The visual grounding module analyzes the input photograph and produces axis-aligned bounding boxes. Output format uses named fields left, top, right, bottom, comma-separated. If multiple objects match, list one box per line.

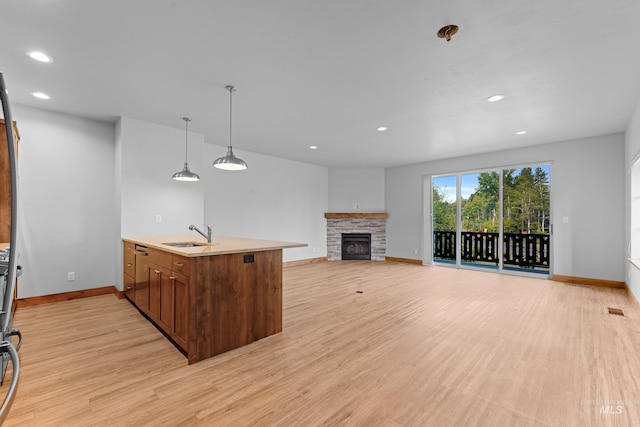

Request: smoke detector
left=437, top=24, right=459, bottom=42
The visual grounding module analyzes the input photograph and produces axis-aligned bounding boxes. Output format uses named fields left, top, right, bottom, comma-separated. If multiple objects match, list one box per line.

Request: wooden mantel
left=324, top=212, right=388, bottom=219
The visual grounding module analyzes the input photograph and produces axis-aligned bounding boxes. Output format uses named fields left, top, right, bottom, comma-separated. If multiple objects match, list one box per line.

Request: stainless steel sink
left=162, top=242, right=208, bottom=248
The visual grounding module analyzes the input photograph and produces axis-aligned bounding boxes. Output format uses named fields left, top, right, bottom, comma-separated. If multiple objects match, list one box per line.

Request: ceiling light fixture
left=309, top=145, right=318, bottom=150
left=487, top=94, right=505, bottom=102
left=515, top=130, right=528, bottom=135
left=172, top=117, right=200, bottom=181
left=31, top=92, right=50, bottom=100
left=437, top=24, right=459, bottom=42
left=213, top=85, right=248, bottom=171
left=27, top=51, right=52, bottom=63
left=377, top=126, right=388, bottom=132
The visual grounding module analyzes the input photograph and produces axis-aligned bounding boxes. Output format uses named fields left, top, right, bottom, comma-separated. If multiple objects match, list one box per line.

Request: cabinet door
left=124, top=273, right=135, bottom=301
left=122, top=247, right=136, bottom=277
left=159, top=267, right=174, bottom=331
left=135, top=268, right=149, bottom=314
left=172, top=271, right=189, bottom=349
left=148, top=263, right=161, bottom=322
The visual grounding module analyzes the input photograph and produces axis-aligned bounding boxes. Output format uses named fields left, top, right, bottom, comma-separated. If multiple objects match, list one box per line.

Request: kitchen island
left=122, top=235, right=306, bottom=364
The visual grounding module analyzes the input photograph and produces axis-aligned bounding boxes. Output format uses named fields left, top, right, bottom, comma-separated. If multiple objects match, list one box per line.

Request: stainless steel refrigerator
left=0, top=72, right=22, bottom=424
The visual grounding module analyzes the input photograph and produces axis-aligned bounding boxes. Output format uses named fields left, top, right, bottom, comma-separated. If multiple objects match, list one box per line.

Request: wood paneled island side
left=122, top=235, right=306, bottom=364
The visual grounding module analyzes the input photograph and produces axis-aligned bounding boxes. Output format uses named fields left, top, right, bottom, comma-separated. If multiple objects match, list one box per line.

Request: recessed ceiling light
left=309, top=145, right=318, bottom=150
left=27, top=51, right=52, bottom=63
left=377, top=126, right=388, bottom=132
left=32, top=92, right=50, bottom=100
left=515, top=130, right=528, bottom=135
left=486, top=94, right=505, bottom=102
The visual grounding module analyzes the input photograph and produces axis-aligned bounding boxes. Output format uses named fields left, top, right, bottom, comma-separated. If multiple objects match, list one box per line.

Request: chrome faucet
left=189, top=224, right=212, bottom=243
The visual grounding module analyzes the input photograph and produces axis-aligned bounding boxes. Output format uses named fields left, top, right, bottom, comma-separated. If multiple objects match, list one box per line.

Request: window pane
left=432, top=176, right=456, bottom=263
left=460, top=172, right=499, bottom=269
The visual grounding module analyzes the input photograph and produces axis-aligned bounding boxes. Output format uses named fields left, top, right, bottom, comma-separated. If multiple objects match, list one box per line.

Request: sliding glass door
left=502, top=166, right=551, bottom=273
left=460, top=171, right=500, bottom=270
left=431, top=164, right=551, bottom=276
left=432, top=175, right=457, bottom=265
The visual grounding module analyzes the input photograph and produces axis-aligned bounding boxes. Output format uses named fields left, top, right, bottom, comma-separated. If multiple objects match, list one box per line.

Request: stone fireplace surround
left=325, top=212, right=388, bottom=261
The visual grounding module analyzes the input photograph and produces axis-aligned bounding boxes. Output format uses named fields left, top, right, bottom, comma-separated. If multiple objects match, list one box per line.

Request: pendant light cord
left=228, top=86, right=233, bottom=150
left=183, top=116, right=191, bottom=161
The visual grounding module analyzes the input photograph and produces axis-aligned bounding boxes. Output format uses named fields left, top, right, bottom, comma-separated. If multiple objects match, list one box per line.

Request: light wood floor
left=2, top=262, right=640, bottom=426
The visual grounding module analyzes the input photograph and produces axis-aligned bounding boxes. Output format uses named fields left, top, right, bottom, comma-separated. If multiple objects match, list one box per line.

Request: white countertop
left=123, top=235, right=307, bottom=257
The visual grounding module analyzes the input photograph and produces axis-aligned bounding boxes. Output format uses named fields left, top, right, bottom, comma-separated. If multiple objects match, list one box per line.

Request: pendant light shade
left=213, top=85, right=248, bottom=171
left=173, top=117, right=200, bottom=181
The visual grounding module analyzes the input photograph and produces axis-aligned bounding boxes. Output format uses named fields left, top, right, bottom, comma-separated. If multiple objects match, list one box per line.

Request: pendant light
left=213, top=85, right=248, bottom=171
left=172, top=117, right=200, bottom=181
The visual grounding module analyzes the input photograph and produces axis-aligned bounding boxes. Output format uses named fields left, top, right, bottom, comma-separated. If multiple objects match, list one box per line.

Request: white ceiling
left=2, top=0, right=640, bottom=168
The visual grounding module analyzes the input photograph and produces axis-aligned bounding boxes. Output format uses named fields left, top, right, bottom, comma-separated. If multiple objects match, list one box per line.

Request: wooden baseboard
left=17, top=286, right=121, bottom=308
left=552, top=275, right=626, bottom=289
left=284, top=257, right=327, bottom=268
left=385, top=256, right=423, bottom=265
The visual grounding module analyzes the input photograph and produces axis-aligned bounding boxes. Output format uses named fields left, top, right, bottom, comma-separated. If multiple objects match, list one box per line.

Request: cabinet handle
left=154, top=269, right=161, bottom=274
left=174, top=262, right=184, bottom=267
left=127, top=263, right=132, bottom=267
left=126, top=286, right=132, bottom=290
left=169, top=276, right=176, bottom=280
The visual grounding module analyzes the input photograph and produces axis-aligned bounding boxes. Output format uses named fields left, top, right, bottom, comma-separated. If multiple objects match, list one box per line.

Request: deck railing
left=433, top=231, right=550, bottom=269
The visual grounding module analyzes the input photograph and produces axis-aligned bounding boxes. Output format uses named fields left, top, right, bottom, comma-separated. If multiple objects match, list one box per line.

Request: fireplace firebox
left=341, top=233, right=371, bottom=260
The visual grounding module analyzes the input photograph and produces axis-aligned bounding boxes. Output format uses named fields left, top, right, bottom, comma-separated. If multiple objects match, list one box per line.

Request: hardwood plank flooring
left=2, top=262, right=640, bottom=426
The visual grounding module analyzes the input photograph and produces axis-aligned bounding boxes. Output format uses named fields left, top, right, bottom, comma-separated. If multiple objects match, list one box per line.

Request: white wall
left=202, top=146, right=328, bottom=262
left=17, top=107, right=627, bottom=297
left=118, top=117, right=328, bottom=267
left=118, top=117, right=205, bottom=237
left=13, top=111, right=327, bottom=297
left=328, top=167, right=385, bottom=212
left=625, top=99, right=640, bottom=301
left=386, top=133, right=626, bottom=282
left=14, top=105, right=117, bottom=298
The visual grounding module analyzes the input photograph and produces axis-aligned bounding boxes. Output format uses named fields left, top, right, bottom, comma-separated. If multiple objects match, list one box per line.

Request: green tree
left=432, top=185, right=456, bottom=231
left=533, top=167, right=550, bottom=232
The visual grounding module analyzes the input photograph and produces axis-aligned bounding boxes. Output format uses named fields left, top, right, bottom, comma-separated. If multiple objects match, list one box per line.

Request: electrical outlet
left=353, top=203, right=360, bottom=210
left=156, top=214, right=162, bottom=223
left=67, top=272, right=75, bottom=281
